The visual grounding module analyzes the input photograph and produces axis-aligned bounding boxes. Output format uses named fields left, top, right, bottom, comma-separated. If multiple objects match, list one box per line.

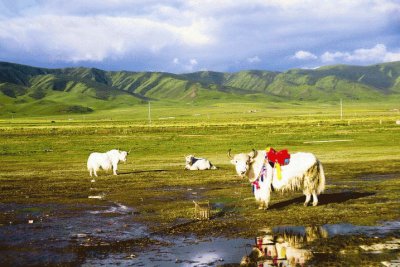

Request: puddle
left=274, top=221, right=400, bottom=238
left=1, top=202, right=399, bottom=266
left=83, top=221, right=400, bottom=266
left=83, top=236, right=249, bottom=266
left=240, top=223, right=400, bottom=267
left=0, top=202, right=147, bottom=266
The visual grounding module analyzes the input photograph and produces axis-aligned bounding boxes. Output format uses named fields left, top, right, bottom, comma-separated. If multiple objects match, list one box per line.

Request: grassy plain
left=1, top=100, right=400, bottom=237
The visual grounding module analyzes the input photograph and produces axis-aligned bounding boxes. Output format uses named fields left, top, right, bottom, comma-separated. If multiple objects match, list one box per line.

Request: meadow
left=1, top=101, right=400, bottom=265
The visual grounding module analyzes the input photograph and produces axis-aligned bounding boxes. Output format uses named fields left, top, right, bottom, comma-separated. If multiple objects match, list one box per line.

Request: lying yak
left=228, top=149, right=325, bottom=209
left=87, top=149, right=128, bottom=178
left=185, top=155, right=217, bottom=170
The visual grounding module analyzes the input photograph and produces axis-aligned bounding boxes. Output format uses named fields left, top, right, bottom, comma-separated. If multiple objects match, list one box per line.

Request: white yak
left=87, top=149, right=128, bottom=178
left=229, top=149, right=325, bottom=209
left=185, top=155, right=217, bottom=170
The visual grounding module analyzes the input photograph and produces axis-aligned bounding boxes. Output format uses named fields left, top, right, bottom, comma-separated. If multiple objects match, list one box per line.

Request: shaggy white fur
left=87, top=149, right=128, bottom=178
left=230, top=149, right=325, bottom=209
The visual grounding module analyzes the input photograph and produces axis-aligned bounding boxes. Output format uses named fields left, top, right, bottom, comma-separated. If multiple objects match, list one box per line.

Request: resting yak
left=185, top=155, right=217, bottom=170
left=228, top=149, right=325, bottom=209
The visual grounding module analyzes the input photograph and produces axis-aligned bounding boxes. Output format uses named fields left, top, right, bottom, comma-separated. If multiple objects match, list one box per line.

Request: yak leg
left=257, top=200, right=269, bottom=210
left=111, top=162, right=118, bottom=175
left=312, top=191, right=319, bottom=206
left=304, top=193, right=311, bottom=206
left=91, top=166, right=98, bottom=177
left=263, top=201, right=269, bottom=210
left=90, top=169, right=97, bottom=183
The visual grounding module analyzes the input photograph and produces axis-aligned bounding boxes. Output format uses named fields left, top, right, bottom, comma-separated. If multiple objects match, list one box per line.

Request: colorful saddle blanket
left=267, top=147, right=290, bottom=166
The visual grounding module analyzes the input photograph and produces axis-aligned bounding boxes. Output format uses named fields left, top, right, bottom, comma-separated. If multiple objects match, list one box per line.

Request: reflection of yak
left=240, top=226, right=328, bottom=266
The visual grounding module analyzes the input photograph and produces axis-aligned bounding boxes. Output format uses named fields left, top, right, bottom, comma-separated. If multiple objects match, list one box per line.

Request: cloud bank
left=0, top=0, right=399, bottom=72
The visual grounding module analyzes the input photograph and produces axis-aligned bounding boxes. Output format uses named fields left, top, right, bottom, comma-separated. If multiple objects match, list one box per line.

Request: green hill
left=1, top=61, right=400, bottom=116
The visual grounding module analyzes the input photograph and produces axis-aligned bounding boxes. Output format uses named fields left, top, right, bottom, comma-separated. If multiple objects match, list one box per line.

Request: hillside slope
left=1, top=61, right=400, bottom=116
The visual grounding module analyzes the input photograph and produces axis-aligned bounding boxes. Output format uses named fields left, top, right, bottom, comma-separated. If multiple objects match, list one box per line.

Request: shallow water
left=1, top=202, right=399, bottom=266
left=0, top=202, right=147, bottom=266
left=83, top=236, right=250, bottom=266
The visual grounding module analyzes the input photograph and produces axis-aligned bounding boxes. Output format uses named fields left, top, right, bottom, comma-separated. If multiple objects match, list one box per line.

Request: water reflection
left=2, top=200, right=400, bottom=267
left=241, top=226, right=328, bottom=266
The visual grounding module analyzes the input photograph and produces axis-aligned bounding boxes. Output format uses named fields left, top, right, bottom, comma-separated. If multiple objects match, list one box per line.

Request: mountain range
left=1, top=61, right=400, bottom=116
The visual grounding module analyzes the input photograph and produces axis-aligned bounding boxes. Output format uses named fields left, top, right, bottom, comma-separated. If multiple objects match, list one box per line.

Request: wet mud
left=0, top=202, right=148, bottom=266
left=1, top=201, right=399, bottom=266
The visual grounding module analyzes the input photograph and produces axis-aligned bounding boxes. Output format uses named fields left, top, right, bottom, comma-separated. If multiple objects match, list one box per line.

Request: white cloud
left=172, top=57, right=180, bottom=64
left=384, top=52, right=400, bottom=62
left=321, top=44, right=400, bottom=64
left=293, top=50, right=317, bottom=60
left=321, top=51, right=350, bottom=63
left=247, top=56, right=261, bottom=63
left=1, top=0, right=400, bottom=72
left=0, top=14, right=213, bottom=63
left=170, top=57, right=200, bottom=72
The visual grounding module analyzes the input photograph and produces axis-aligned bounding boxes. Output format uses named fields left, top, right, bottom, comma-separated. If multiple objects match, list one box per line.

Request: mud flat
left=1, top=201, right=399, bottom=266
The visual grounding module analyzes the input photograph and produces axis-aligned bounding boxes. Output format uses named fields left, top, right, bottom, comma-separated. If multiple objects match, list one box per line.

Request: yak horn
left=250, top=148, right=258, bottom=158
left=227, top=149, right=233, bottom=159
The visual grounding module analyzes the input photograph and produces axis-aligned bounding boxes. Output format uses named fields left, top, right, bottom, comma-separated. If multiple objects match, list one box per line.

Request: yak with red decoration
left=228, top=148, right=325, bottom=209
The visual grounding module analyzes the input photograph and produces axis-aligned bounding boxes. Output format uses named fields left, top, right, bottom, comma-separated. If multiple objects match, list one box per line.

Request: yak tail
left=317, top=160, right=326, bottom=194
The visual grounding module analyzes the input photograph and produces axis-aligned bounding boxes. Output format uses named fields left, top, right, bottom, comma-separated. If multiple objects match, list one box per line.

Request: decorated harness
left=252, top=147, right=291, bottom=192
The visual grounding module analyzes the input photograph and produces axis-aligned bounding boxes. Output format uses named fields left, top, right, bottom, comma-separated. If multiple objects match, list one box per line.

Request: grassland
left=1, top=101, right=399, bottom=238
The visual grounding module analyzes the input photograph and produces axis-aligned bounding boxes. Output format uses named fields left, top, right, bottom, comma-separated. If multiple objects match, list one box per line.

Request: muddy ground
left=1, top=118, right=400, bottom=266
left=1, top=168, right=399, bottom=266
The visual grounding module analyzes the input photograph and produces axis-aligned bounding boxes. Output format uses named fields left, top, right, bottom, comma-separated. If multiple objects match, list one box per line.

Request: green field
left=1, top=101, right=400, bottom=265
left=1, top=101, right=399, bottom=236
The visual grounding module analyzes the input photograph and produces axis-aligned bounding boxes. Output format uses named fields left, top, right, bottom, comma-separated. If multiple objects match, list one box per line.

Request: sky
left=0, top=0, right=400, bottom=73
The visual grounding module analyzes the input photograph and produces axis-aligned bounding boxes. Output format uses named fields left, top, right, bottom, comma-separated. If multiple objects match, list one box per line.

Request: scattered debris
left=75, top=233, right=88, bottom=238
left=126, top=254, right=136, bottom=259
left=88, top=195, right=104, bottom=200
left=360, top=238, right=400, bottom=251
left=382, top=258, right=400, bottom=267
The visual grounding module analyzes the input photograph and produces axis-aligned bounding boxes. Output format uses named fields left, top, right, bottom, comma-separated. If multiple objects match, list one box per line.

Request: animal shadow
left=318, top=191, right=375, bottom=205
left=119, top=169, right=168, bottom=175
left=269, top=191, right=375, bottom=210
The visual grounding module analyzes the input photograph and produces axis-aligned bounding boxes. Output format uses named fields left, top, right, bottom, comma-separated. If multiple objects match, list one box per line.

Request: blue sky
left=0, top=0, right=399, bottom=73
